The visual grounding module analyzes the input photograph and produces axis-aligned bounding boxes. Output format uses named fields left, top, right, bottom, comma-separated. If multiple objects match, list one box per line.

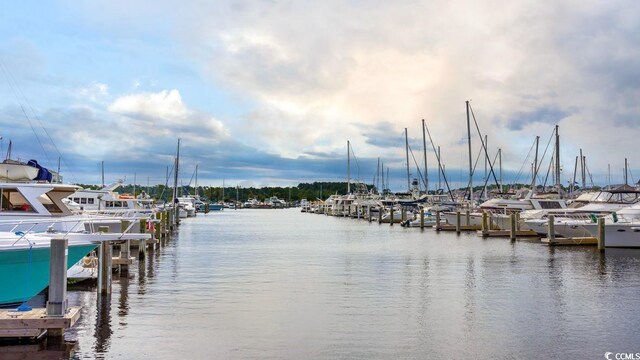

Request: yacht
left=524, top=187, right=640, bottom=237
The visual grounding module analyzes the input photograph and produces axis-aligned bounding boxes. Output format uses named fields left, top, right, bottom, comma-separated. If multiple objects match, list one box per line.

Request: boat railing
left=0, top=215, right=150, bottom=246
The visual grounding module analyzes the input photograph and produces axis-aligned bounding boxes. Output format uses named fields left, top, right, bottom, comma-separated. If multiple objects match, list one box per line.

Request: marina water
left=31, top=209, right=640, bottom=358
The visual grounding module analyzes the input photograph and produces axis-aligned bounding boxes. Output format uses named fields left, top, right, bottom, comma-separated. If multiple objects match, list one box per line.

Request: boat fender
left=612, top=212, right=618, bottom=223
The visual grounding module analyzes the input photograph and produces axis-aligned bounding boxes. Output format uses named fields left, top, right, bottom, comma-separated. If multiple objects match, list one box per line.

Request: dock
left=0, top=307, right=81, bottom=338
left=541, top=237, right=597, bottom=246
left=479, top=229, right=540, bottom=238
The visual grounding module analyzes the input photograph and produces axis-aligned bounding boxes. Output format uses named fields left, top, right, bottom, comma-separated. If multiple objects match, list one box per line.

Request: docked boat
left=524, top=187, right=640, bottom=237
left=0, top=218, right=151, bottom=305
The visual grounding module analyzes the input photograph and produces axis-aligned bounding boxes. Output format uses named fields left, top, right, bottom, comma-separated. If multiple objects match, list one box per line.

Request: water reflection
left=93, top=295, right=112, bottom=355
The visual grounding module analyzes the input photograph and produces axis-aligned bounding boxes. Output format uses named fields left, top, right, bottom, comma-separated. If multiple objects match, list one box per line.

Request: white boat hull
left=581, top=223, right=640, bottom=248
left=0, top=163, right=39, bottom=181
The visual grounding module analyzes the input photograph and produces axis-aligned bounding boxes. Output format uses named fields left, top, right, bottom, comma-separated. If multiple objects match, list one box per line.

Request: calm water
left=11, top=209, right=640, bottom=359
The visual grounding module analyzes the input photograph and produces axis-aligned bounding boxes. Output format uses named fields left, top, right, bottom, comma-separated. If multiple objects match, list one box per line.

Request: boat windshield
left=38, top=193, right=64, bottom=214
left=593, top=191, right=640, bottom=204
left=0, top=188, right=37, bottom=213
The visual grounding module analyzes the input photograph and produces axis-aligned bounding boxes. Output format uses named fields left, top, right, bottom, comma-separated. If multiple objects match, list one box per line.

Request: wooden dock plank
left=541, top=237, right=597, bottom=246
left=0, top=307, right=81, bottom=331
left=479, top=230, right=541, bottom=238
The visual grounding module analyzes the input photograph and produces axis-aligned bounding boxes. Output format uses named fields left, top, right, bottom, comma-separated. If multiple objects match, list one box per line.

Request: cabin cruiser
left=441, top=189, right=567, bottom=229
left=524, top=187, right=640, bottom=237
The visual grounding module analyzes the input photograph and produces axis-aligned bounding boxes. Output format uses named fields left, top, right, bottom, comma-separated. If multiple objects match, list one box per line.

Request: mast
left=133, top=172, right=137, bottom=197
left=625, top=158, right=629, bottom=185
left=57, top=157, right=61, bottom=183
left=381, top=161, right=385, bottom=194
left=572, top=156, right=578, bottom=194
left=531, top=136, right=540, bottom=193
left=405, top=127, right=410, bottom=192
left=195, top=164, right=198, bottom=196
left=438, top=146, right=441, bottom=191
left=499, top=148, right=503, bottom=193
left=483, top=135, right=488, bottom=200
left=173, top=139, right=180, bottom=221
left=422, top=119, right=428, bottom=193
left=347, top=140, right=351, bottom=194
left=376, top=157, right=381, bottom=194
left=580, top=149, right=586, bottom=189
left=466, top=101, right=473, bottom=201
left=235, top=185, right=239, bottom=210
left=608, top=163, right=611, bottom=188
left=555, top=125, right=561, bottom=195
left=101, top=160, right=105, bottom=188
left=222, top=178, right=225, bottom=202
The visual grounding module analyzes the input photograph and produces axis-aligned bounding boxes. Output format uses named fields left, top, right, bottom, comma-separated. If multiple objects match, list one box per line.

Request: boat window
left=73, top=198, right=80, bottom=203
left=593, top=192, right=612, bottom=202
left=0, top=189, right=37, bottom=212
left=539, top=201, right=563, bottom=209
left=80, top=198, right=88, bottom=204
left=88, top=198, right=95, bottom=204
left=38, top=193, right=64, bottom=214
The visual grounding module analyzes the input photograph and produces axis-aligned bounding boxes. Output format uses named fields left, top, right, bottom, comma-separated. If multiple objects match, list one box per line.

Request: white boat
left=0, top=161, right=39, bottom=181
left=580, top=222, right=640, bottom=248
left=524, top=187, right=640, bottom=237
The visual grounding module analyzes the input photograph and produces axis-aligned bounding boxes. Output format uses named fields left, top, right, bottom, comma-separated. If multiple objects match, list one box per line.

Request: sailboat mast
left=101, top=161, right=105, bottom=188
left=555, top=125, right=561, bottom=194
left=531, top=136, right=540, bottom=193
left=347, top=140, right=351, bottom=194
left=580, top=149, right=586, bottom=189
left=173, top=139, right=181, bottom=221
left=466, top=101, right=473, bottom=201
left=381, top=162, right=384, bottom=193
left=222, top=178, right=225, bottom=202
left=133, top=172, right=136, bottom=197
left=438, top=146, right=441, bottom=191
left=483, top=135, right=488, bottom=200
left=377, top=157, right=381, bottom=194
left=422, top=119, right=428, bottom=193
left=499, top=148, right=503, bottom=192
left=195, top=164, right=198, bottom=196
left=405, top=127, right=410, bottom=192
left=625, top=158, right=629, bottom=185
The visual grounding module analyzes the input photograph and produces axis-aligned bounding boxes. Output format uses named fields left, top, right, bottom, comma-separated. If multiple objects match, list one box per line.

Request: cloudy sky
left=0, top=0, right=638, bottom=190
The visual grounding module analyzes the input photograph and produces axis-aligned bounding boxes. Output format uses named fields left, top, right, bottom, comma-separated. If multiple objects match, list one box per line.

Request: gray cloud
left=506, top=107, right=572, bottom=131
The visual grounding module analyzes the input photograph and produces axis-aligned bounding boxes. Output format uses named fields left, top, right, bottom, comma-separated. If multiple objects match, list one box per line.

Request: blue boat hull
left=0, top=244, right=98, bottom=305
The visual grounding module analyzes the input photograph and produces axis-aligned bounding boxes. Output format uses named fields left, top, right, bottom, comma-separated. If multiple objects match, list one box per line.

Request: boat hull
left=0, top=243, right=97, bottom=305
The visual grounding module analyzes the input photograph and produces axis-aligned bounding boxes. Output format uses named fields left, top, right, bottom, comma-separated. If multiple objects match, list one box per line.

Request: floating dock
left=541, top=237, right=598, bottom=246
left=0, top=307, right=81, bottom=338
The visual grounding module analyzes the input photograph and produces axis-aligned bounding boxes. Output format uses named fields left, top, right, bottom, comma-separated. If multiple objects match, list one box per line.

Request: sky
left=0, top=0, right=638, bottom=191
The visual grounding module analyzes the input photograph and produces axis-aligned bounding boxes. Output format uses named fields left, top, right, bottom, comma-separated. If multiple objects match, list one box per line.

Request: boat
left=524, top=187, right=640, bottom=237
left=0, top=218, right=151, bottom=306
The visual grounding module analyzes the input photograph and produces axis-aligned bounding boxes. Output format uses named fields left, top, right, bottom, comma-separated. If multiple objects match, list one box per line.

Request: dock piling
left=46, top=238, right=68, bottom=323
left=509, top=213, right=517, bottom=241
left=481, top=211, right=488, bottom=235
left=420, top=209, right=425, bottom=229
left=547, top=215, right=556, bottom=244
left=390, top=207, right=394, bottom=226
left=456, top=211, right=461, bottom=234
left=98, top=226, right=112, bottom=295
left=119, top=220, right=131, bottom=273
left=435, top=210, right=441, bottom=231
left=597, top=217, right=606, bottom=251
left=138, top=219, right=147, bottom=260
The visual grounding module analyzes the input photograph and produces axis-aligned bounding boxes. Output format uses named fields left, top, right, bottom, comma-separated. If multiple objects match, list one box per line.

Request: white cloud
left=108, top=89, right=187, bottom=121
left=75, top=82, right=109, bottom=102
